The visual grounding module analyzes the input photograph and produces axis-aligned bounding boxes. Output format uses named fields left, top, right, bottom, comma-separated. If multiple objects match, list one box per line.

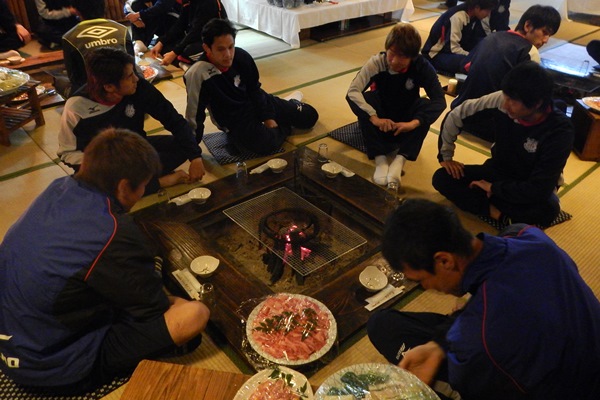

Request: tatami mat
left=2, top=1, right=599, bottom=398
left=545, top=165, right=600, bottom=298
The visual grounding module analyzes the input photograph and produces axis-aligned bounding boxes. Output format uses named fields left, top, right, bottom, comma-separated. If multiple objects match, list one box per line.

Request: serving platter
left=315, top=363, right=440, bottom=399
left=0, top=67, right=29, bottom=97
left=246, top=293, right=337, bottom=365
left=233, top=366, right=313, bottom=400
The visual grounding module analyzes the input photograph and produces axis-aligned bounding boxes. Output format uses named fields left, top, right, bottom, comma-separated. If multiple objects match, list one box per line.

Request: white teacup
left=188, top=187, right=211, bottom=204
left=267, top=158, right=287, bottom=173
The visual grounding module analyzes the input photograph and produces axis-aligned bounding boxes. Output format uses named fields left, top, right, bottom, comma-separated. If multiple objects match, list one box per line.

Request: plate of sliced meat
left=246, top=293, right=337, bottom=365
left=234, top=365, right=313, bottom=400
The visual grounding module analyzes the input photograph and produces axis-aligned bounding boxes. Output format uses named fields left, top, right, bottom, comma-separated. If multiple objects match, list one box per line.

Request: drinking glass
left=200, top=283, right=217, bottom=310
left=236, top=161, right=248, bottom=179
left=385, top=180, right=399, bottom=207
left=389, top=271, right=405, bottom=286
left=157, top=188, right=170, bottom=203
left=317, top=143, right=328, bottom=163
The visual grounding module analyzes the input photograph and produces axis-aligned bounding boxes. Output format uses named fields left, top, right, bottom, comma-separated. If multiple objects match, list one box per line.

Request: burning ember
left=259, top=208, right=320, bottom=283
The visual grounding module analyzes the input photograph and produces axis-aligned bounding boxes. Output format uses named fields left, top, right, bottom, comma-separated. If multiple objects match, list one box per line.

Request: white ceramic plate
left=0, top=67, right=29, bottom=96
left=315, top=363, right=440, bottom=399
left=582, top=96, right=600, bottom=113
left=233, top=366, right=314, bottom=400
left=246, top=293, right=337, bottom=365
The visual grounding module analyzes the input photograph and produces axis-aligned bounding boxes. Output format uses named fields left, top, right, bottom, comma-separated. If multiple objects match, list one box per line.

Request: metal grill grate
left=223, top=187, right=367, bottom=276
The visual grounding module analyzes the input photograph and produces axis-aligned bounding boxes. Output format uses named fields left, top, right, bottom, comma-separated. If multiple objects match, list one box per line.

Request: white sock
left=373, top=155, right=389, bottom=186
left=387, top=155, right=406, bottom=184
left=283, top=90, right=303, bottom=102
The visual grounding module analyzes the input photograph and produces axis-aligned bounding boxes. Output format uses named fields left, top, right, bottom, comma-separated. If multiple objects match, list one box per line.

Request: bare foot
left=159, top=170, right=189, bottom=188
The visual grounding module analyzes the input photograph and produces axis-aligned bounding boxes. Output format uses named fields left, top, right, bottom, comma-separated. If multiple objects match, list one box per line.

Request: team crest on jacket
left=523, top=138, right=538, bottom=153
left=234, top=75, right=241, bottom=87
left=405, top=78, right=415, bottom=90
left=125, top=104, right=135, bottom=118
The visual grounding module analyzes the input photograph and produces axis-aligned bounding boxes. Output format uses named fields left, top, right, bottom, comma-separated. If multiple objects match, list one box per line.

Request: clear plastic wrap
left=233, top=365, right=314, bottom=400
left=0, top=67, right=29, bottom=96
left=315, top=363, right=441, bottom=400
left=238, top=293, right=338, bottom=369
left=139, top=65, right=159, bottom=82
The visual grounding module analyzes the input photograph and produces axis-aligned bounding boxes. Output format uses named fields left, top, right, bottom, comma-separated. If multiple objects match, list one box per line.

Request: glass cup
left=389, top=271, right=405, bottom=286
left=317, top=143, right=328, bottom=163
left=157, top=188, right=169, bottom=203
left=385, top=180, right=399, bottom=207
left=200, top=283, right=216, bottom=310
left=236, top=161, right=248, bottom=179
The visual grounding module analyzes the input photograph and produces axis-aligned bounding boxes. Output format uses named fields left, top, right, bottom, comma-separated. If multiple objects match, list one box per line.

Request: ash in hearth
left=209, top=219, right=370, bottom=293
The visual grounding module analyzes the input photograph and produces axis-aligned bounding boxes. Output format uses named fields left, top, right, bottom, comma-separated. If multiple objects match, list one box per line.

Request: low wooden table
left=0, top=80, right=45, bottom=146
left=571, top=99, right=600, bottom=161
left=134, top=148, right=416, bottom=370
left=121, top=360, right=250, bottom=400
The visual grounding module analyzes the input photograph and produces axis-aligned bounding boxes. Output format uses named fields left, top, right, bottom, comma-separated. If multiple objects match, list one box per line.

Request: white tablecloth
left=223, top=0, right=415, bottom=48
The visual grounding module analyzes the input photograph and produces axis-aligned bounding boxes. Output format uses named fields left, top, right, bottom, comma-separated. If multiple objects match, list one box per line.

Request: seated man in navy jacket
left=433, top=61, right=573, bottom=227
left=59, top=47, right=205, bottom=193
left=0, top=129, right=210, bottom=394
left=449, top=5, right=561, bottom=141
left=368, top=198, right=600, bottom=400
left=184, top=18, right=318, bottom=154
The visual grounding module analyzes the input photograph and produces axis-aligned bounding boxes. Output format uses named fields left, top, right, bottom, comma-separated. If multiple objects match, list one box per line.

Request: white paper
left=365, top=285, right=405, bottom=311
left=169, top=194, right=191, bottom=206
left=249, top=163, right=269, bottom=174
left=340, top=167, right=355, bottom=177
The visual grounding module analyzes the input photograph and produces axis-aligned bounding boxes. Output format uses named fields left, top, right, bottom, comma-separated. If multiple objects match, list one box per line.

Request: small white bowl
left=267, top=158, right=287, bottom=173
left=188, top=187, right=211, bottom=204
left=359, top=265, right=388, bottom=292
left=7, top=56, right=23, bottom=65
left=321, top=162, right=343, bottom=178
left=190, top=255, right=219, bottom=277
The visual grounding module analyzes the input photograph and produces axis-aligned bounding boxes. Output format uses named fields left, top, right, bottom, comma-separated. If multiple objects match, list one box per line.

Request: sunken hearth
left=191, top=187, right=380, bottom=294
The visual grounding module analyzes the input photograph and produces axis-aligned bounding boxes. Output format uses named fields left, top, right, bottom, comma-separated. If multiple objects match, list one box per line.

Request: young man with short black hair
left=368, top=198, right=600, bottom=399
left=433, top=61, right=573, bottom=227
left=184, top=18, right=319, bottom=154
left=422, top=0, right=498, bottom=75
left=59, top=47, right=205, bottom=193
left=450, top=5, right=561, bottom=141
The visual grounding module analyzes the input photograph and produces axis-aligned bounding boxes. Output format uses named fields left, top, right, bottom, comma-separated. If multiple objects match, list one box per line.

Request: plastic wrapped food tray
left=0, top=67, right=29, bottom=97
left=315, top=363, right=440, bottom=399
